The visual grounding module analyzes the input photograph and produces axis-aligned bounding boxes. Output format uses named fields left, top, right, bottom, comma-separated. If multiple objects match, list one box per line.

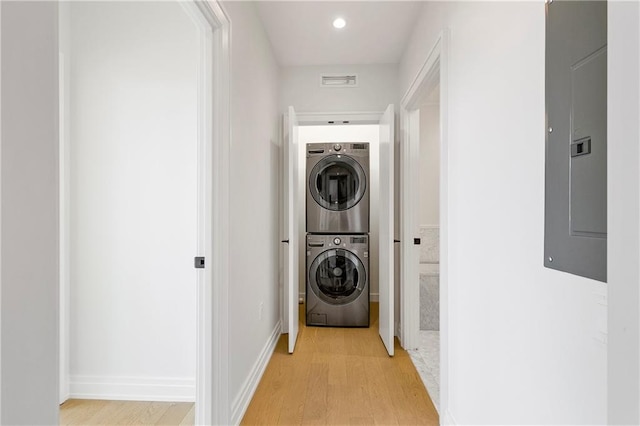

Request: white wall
left=221, top=2, right=282, bottom=421
left=419, top=104, right=440, bottom=226
left=67, top=2, right=198, bottom=400
left=0, top=2, right=59, bottom=424
left=608, top=2, right=640, bottom=423
left=400, top=3, right=607, bottom=423
left=281, top=64, right=398, bottom=113
left=298, top=125, right=380, bottom=298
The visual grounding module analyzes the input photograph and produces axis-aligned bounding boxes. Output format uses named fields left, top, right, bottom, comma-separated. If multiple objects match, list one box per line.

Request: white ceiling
left=255, top=1, right=424, bottom=67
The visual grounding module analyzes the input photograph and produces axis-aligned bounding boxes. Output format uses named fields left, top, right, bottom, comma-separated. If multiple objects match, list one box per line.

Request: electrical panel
left=544, top=0, right=607, bottom=282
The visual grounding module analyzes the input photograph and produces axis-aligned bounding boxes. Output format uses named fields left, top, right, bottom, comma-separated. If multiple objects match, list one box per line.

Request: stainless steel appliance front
left=306, top=234, right=369, bottom=327
left=306, top=142, right=370, bottom=233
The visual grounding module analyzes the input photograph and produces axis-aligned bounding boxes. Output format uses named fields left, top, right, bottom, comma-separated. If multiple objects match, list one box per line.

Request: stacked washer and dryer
left=305, top=142, right=370, bottom=327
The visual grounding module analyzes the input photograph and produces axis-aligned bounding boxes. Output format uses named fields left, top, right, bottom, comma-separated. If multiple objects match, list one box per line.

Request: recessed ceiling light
left=333, top=18, right=346, bottom=29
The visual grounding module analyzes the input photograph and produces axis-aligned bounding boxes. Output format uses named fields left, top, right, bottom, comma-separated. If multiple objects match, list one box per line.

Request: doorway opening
left=298, top=124, right=380, bottom=307
left=58, top=2, right=231, bottom=424
left=400, top=31, right=449, bottom=416
left=282, top=108, right=396, bottom=356
left=409, top=89, right=441, bottom=412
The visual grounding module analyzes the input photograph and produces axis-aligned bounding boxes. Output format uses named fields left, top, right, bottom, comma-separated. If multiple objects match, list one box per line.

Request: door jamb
left=280, top=110, right=383, bottom=333
left=184, top=2, right=231, bottom=424
left=399, top=29, right=450, bottom=416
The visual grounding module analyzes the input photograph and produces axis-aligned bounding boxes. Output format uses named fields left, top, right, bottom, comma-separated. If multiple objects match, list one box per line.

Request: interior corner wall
left=0, top=2, right=59, bottom=424
left=399, top=3, right=607, bottom=423
left=608, top=1, right=640, bottom=423
left=419, top=104, right=440, bottom=226
left=222, top=1, right=282, bottom=415
left=281, top=64, right=398, bottom=113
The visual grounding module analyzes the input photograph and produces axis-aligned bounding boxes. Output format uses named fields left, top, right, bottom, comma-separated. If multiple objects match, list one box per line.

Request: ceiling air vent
left=320, top=74, right=358, bottom=88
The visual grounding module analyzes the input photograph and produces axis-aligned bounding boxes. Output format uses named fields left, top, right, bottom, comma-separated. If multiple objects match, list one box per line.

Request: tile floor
left=408, top=331, right=440, bottom=413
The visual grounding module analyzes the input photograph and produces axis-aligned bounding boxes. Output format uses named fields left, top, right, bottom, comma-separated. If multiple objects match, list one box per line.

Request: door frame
left=399, top=29, right=450, bottom=414
left=187, top=2, right=231, bottom=424
left=57, top=2, right=231, bottom=424
left=281, top=111, right=385, bottom=336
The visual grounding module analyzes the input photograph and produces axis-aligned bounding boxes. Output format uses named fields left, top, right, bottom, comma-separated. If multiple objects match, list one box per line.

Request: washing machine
left=306, top=234, right=369, bottom=327
left=306, top=142, right=369, bottom=233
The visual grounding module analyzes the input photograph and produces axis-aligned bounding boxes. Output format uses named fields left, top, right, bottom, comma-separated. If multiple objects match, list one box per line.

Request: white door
left=283, top=106, right=300, bottom=353
left=400, top=108, right=422, bottom=351
left=379, top=104, right=395, bottom=356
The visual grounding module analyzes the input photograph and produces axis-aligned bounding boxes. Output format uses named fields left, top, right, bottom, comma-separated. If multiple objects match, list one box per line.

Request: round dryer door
left=309, top=249, right=366, bottom=305
left=309, top=155, right=366, bottom=211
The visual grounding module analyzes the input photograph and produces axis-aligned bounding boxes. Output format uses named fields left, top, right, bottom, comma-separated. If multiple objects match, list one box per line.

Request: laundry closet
left=279, top=63, right=399, bottom=355
left=299, top=126, right=379, bottom=328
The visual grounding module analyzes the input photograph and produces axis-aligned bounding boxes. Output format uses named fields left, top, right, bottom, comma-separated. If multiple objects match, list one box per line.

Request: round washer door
left=309, top=249, right=366, bottom=305
left=309, top=155, right=366, bottom=211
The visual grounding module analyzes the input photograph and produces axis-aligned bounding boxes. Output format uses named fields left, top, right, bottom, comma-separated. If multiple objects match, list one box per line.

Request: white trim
left=178, top=2, right=231, bottom=423
left=58, top=2, right=72, bottom=405
left=187, top=2, right=231, bottom=425
left=68, top=376, right=195, bottom=402
left=180, top=1, right=216, bottom=423
left=441, top=409, right=457, bottom=425
left=230, top=321, right=282, bottom=426
left=438, top=29, right=451, bottom=422
left=58, top=49, right=70, bottom=405
left=400, top=29, right=451, bottom=418
left=0, top=1, right=3, bottom=419
left=296, top=111, right=383, bottom=126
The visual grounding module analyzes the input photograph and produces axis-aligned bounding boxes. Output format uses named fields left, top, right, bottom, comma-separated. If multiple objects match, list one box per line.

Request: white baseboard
left=230, top=320, right=281, bottom=425
left=69, top=375, right=195, bottom=402
left=441, top=409, right=457, bottom=425
left=299, top=292, right=379, bottom=302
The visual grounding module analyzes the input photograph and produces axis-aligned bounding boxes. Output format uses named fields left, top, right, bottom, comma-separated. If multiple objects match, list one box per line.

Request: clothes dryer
left=306, top=234, right=369, bottom=327
left=306, top=143, right=369, bottom=233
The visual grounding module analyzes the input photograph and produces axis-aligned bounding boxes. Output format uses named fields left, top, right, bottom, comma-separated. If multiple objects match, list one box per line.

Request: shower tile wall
left=420, top=227, right=439, bottom=263
left=420, top=272, right=439, bottom=330
left=420, top=226, right=439, bottom=331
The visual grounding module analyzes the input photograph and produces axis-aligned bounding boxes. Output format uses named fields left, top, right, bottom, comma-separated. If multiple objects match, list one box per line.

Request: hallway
left=241, top=304, right=439, bottom=425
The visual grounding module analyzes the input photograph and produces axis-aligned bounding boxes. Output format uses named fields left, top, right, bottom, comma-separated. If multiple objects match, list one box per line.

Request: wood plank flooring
left=59, top=399, right=194, bottom=425
left=241, top=303, right=439, bottom=425
left=60, top=303, right=438, bottom=425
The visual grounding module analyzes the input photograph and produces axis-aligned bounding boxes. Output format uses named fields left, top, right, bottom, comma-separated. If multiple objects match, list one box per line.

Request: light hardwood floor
left=60, top=303, right=438, bottom=426
left=241, top=303, right=439, bottom=425
left=59, top=399, right=194, bottom=425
